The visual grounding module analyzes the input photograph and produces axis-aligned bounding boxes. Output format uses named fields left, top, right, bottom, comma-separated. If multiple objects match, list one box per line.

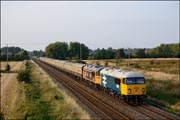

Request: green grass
left=0, top=112, right=4, bottom=120
left=146, top=79, right=180, bottom=112
left=17, top=60, right=90, bottom=119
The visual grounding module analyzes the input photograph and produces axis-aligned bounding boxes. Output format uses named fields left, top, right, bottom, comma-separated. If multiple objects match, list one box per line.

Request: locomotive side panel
left=100, top=73, right=121, bottom=94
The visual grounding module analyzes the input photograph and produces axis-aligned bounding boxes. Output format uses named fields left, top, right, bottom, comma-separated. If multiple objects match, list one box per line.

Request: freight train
left=38, top=57, right=147, bottom=103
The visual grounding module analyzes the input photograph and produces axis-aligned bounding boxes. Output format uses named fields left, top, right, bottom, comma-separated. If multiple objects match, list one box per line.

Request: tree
left=45, top=42, right=68, bottom=59
left=147, top=43, right=180, bottom=58
left=106, top=47, right=115, bottom=59
left=69, top=42, right=89, bottom=60
left=135, top=49, right=146, bottom=58
left=18, top=50, right=29, bottom=60
left=81, top=43, right=89, bottom=59
left=0, top=46, right=29, bottom=61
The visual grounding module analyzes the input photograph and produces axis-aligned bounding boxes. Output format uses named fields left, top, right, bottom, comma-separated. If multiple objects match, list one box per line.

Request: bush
left=5, top=63, right=10, bottom=72
left=150, top=60, right=154, bottom=65
left=17, top=61, right=31, bottom=83
left=96, top=61, right=100, bottom=66
left=17, top=70, right=31, bottom=83
left=0, top=112, right=4, bottom=120
left=133, top=63, right=141, bottom=68
left=104, top=61, right=108, bottom=67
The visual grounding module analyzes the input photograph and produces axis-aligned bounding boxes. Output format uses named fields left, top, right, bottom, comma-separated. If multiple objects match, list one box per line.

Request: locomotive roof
left=84, top=65, right=104, bottom=71
left=100, top=68, right=144, bottom=78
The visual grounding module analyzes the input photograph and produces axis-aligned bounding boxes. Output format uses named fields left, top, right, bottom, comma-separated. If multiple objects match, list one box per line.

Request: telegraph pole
left=128, top=48, right=131, bottom=67
left=80, top=43, right=82, bottom=61
left=6, top=44, right=8, bottom=64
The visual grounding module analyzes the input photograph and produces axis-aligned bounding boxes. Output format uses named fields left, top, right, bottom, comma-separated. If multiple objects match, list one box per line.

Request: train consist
left=38, top=57, right=147, bottom=103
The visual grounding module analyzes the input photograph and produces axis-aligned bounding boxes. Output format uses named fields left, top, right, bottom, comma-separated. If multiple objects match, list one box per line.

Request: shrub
left=156, top=62, right=160, bottom=65
left=129, top=63, right=134, bottom=66
left=17, top=61, right=31, bottom=83
left=5, top=63, right=10, bottom=72
left=104, top=61, right=108, bottom=67
left=133, top=63, right=141, bottom=68
left=96, top=61, right=100, bottom=66
left=150, top=60, right=154, bottom=65
left=17, top=70, right=31, bottom=83
left=0, top=112, right=4, bottom=120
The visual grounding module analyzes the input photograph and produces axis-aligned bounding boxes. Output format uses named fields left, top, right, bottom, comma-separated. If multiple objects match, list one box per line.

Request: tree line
left=1, top=43, right=179, bottom=61
left=45, top=42, right=180, bottom=60
left=45, top=41, right=89, bottom=60
left=91, top=43, right=179, bottom=59
left=146, top=43, right=179, bottom=58
left=0, top=47, right=29, bottom=61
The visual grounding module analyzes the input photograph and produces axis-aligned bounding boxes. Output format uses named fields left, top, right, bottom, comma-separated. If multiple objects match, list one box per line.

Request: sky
left=1, top=1, right=179, bottom=51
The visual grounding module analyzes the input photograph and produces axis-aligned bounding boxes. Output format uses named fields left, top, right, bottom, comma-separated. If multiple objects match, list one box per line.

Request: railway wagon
left=40, top=57, right=56, bottom=67
left=55, top=59, right=66, bottom=70
left=100, top=68, right=146, bottom=103
left=83, top=65, right=104, bottom=87
left=64, top=62, right=85, bottom=78
left=40, top=57, right=66, bottom=70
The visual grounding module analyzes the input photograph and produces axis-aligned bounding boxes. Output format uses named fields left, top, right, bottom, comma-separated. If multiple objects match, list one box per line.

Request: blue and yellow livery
left=100, top=68, right=146, bottom=103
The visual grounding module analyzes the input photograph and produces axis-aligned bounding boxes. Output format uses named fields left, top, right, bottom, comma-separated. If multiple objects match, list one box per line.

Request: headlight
left=128, top=88, right=131, bottom=94
left=142, top=88, right=145, bottom=93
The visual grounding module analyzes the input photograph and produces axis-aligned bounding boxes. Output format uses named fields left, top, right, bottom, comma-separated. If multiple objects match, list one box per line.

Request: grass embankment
left=146, top=79, right=180, bottom=112
left=15, top=60, right=90, bottom=119
left=84, top=59, right=180, bottom=113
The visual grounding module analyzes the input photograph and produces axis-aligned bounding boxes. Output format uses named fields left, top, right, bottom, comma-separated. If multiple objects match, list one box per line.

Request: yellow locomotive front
left=121, top=72, right=147, bottom=103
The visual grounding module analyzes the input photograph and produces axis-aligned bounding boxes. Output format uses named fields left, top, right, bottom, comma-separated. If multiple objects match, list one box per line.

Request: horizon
left=1, top=42, right=179, bottom=52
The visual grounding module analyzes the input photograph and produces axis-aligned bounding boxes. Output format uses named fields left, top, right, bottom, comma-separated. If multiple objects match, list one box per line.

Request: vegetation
left=14, top=61, right=90, bottom=119
left=5, top=63, right=11, bottom=72
left=147, top=43, right=180, bottom=58
left=17, top=61, right=31, bottom=83
left=146, top=79, right=180, bottom=112
left=29, top=50, right=46, bottom=57
left=0, top=46, right=29, bottom=61
left=45, top=41, right=89, bottom=60
left=0, top=112, right=4, bottom=120
left=69, top=42, right=89, bottom=60
left=45, top=42, right=68, bottom=59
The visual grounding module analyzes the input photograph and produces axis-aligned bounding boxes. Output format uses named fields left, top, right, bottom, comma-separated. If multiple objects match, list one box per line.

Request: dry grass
left=1, top=61, right=23, bottom=71
left=0, top=61, right=27, bottom=119
left=30, top=60, right=91, bottom=119
left=0, top=73, right=20, bottom=119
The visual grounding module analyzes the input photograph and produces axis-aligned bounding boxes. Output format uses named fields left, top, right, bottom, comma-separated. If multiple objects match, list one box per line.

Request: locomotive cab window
left=136, top=77, right=145, bottom=84
left=115, top=78, right=120, bottom=85
left=125, top=77, right=145, bottom=84
left=126, top=78, right=136, bottom=84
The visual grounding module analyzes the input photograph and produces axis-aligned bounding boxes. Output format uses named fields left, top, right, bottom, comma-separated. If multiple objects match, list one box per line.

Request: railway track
left=33, top=58, right=180, bottom=120
left=34, top=58, right=129, bottom=120
left=139, top=104, right=180, bottom=120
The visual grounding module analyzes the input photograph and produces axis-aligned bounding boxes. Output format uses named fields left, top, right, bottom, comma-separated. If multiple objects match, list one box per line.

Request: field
left=1, top=73, right=19, bottom=119
left=0, top=61, right=90, bottom=119
left=84, top=58, right=180, bottom=112
left=0, top=61, right=23, bottom=119
left=1, top=61, right=23, bottom=72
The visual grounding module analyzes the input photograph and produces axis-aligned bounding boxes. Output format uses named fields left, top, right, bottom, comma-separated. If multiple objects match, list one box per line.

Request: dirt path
left=1, top=73, right=18, bottom=119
